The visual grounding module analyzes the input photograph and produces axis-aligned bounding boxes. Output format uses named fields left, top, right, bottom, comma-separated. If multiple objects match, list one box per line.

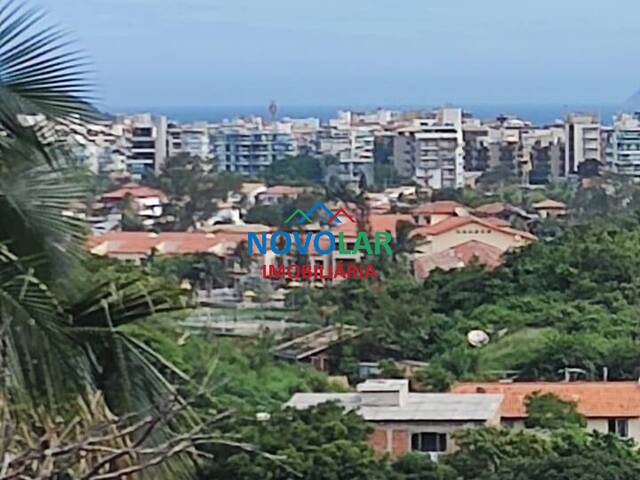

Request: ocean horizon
left=106, top=103, right=630, bottom=126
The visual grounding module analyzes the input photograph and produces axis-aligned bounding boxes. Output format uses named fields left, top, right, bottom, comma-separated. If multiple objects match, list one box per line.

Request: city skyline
left=36, top=0, right=640, bottom=109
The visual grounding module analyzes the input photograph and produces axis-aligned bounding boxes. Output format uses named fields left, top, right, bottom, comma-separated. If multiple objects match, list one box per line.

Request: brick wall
left=391, top=429, right=409, bottom=457
left=368, top=426, right=410, bottom=458
left=369, top=427, right=388, bottom=456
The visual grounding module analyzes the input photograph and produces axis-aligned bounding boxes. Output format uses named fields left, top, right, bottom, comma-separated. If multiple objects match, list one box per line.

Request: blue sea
left=108, top=103, right=627, bottom=126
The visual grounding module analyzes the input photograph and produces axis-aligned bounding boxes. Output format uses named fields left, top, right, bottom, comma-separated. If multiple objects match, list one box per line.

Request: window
left=608, top=419, right=629, bottom=437
left=411, top=432, right=447, bottom=453
left=132, top=127, right=152, bottom=137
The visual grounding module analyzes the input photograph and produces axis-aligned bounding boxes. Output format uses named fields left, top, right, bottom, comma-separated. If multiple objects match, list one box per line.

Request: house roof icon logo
left=284, top=201, right=355, bottom=225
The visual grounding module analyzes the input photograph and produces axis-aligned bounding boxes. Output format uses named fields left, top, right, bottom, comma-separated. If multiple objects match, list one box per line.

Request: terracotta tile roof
left=410, top=201, right=469, bottom=216
left=324, top=213, right=414, bottom=241
left=453, top=240, right=504, bottom=267
left=451, top=382, right=640, bottom=418
left=532, top=199, right=567, bottom=209
left=102, top=183, right=168, bottom=202
left=483, top=217, right=511, bottom=227
left=329, top=220, right=359, bottom=238
left=368, top=214, right=414, bottom=238
left=240, top=182, right=266, bottom=195
left=262, top=185, right=307, bottom=196
left=88, top=232, right=245, bottom=257
left=475, top=202, right=509, bottom=215
left=410, top=215, right=536, bottom=241
left=414, top=240, right=503, bottom=279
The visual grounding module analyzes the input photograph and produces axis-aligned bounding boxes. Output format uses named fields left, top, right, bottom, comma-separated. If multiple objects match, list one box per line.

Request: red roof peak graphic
left=327, top=208, right=355, bottom=224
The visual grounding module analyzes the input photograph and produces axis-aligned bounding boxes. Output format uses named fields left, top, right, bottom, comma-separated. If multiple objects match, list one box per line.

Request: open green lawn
left=477, top=327, right=554, bottom=374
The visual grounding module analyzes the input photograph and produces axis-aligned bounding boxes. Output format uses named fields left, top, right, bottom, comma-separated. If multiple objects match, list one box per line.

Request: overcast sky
left=35, top=0, right=640, bottom=109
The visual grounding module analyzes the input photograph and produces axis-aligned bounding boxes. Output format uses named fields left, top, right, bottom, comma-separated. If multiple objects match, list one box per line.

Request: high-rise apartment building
left=564, top=113, right=602, bottom=176
left=608, top=113, right=640, bottom=179
left=211, top=119, right=297, bottom=175
left=121, top=113, right=168, bottom=177
left=167, top=121, right=210, bottom=160
left=392, top=108, right=465, bottom=189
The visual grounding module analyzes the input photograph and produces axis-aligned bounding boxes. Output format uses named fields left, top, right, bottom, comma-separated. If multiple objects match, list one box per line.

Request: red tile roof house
left=287, top=379, right=503, bottom=461
left=410, top=215, right=536, bottom=256
left=101, top=183, right=168, bottom=219
left=88, top=231, right=250, bottom=264
left=451, top=382, right=640, bottom=441
left=410, top=201, right=472, bottom=226
left=413, top=240, right=503, bottom=280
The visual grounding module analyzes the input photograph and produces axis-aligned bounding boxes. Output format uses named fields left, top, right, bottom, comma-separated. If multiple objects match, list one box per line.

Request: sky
left=34, top=0, right=640, bottom=110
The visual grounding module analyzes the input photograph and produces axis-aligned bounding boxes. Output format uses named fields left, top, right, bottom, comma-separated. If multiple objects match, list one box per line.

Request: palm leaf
left=0, top=0, right=96, bottom=142
left=0, top=158, right=90, bottom=280
left=0, top=243, right=90, bottom=407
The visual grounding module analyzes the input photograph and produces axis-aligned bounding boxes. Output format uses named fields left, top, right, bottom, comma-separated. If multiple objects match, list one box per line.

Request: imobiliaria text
left=246, top=202, right=392, bottom=280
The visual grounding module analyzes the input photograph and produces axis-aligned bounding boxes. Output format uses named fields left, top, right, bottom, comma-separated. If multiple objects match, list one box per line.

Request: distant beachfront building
left=167, top=121, right=211, bottom=160
left=608, top=113, right=640, bottom=180
left=393, top=108, right=465, bottom=189
left=211, top=118, right=297, bottom=175
left=318, top=111, right=377, bottom=187
left=116, top=113, right=168, bottom=178
left=564, top=113, right=602, bottom=176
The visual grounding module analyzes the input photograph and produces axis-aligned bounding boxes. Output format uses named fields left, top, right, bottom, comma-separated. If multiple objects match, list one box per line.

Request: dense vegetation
left=301, top=214, right=640, bottom=388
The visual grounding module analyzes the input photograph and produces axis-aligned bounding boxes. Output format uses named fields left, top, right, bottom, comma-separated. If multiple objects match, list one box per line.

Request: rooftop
left=410, top=215, right=536, bottom=241
left=288, top=379, right=503, bottom=422
left=261, top=185, right=308, bottom=196
left=451, top=382, right=640, bottom=418
left=88, top=231, right=246, bottom=257
left=532, top=199, right=567, bottom=209
left=411, top=201, right=469, bottom=216
left=273, top=324, right=361, bottom=361
left=414, top=240, right=504, bottom=279
left=102, top=183, right=168, bottom=202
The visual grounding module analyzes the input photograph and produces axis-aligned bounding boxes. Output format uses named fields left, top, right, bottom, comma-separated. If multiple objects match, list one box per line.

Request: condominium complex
left=393, top=108, right=465, bottom=189
left=73, top=106, right=640, bottom=187
left=167, top=121, right=210, bottom=160
left=608, top=113, right=640, bottom=179
left=211, top=118, right=298, bottom=175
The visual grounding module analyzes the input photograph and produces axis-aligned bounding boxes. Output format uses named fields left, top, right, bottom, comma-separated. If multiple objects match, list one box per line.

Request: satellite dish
left=467, top=330, right=490, bottom=347
left=256, top=412, right=271, bottom=422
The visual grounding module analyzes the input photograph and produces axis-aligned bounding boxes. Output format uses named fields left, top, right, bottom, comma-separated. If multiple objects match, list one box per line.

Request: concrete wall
left=505, top=418, right=640, bottom=443
left=368, top=419, right=495, bottom=458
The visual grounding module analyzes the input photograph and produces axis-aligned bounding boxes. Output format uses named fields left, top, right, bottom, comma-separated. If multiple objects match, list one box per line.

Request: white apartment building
left=565, top=113, right=602, bottom=176
left=393, top=108, right=465, bottom=189
left=284, top=117, right=321, bottom=155
left=318, top=112, right=376, bottom=160
left=118, top=113, right=168, bottom=177
left=167, top=121, right=210, bottom=160
left=608, top=113, right=640, bottom=179
left=45, top=118, right=129, bottom=175
left=318, top=111, right=378, bottom=187
left=211, top=118, right=297, bottom=175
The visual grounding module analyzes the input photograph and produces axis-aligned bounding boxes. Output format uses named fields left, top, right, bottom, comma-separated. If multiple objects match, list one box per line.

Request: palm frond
left=0, top=159, right=90, bottom=279
left=0, top=0, right=96, bottom=140
left=0, top=243, right=89, bottom=407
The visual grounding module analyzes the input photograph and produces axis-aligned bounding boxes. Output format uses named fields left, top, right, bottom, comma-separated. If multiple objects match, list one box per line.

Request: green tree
left=201, top=403, right=392, bottom=480
left=264, top=154, right=333, bottom=185
left=0, top=4, right=220, bottom=478
left=524, top=393, right=587, bottom=429
left=153, top=153, right=244, bottom=229
left=445, top=427, right=640, bottom=480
